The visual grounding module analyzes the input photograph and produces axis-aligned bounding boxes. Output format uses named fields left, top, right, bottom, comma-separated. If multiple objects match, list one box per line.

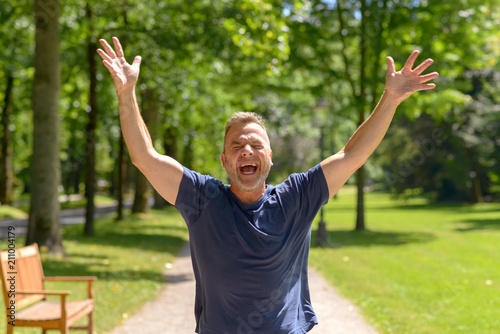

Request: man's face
left=221, top=122, right=273, bottom=194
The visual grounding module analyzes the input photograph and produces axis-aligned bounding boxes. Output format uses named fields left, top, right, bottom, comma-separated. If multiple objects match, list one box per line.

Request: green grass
left=0, top=207, right=188, bottom=333
left=0, top=206, right=27, bottom=220
left=310, top=187, right=500, bottom=334
left=59, top=195, right=118, bottom=210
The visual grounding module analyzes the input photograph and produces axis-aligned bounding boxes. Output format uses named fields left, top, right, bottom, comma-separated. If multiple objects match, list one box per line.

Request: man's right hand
left=96, top=36, right=183, bottom=205
left=97, top=37, right=142, bottom=96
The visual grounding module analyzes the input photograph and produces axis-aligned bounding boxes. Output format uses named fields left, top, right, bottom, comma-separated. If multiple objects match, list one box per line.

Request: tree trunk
left=183, top=134, right=194, bottom=169
left=153, top=190, right=167, bottom=209
left=84, top=3, right=97, bottom=235
left=116, top=134, right=127, bottom=221
left=132, top=171, right=150, bottom=213
left=355, top=1, right=367, bottom=231
left=153, top=124, right=178, bottom=209
left=465, top=148, right=484, bottom=203
left=1, top=73, right=14, bottom=205
left=27, top=0, right=64, bottom=254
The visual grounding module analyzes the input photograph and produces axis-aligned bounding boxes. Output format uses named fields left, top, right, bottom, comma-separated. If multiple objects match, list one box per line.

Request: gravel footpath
left=110, top=242, right=378, bottom=334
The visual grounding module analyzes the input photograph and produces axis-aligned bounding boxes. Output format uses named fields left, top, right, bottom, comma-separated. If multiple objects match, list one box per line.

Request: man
left=97, top=37, right=438, bottom=333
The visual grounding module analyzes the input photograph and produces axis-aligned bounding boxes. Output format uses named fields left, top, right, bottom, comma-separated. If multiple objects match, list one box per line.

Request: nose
left=241, top=144, right=254, bottom=157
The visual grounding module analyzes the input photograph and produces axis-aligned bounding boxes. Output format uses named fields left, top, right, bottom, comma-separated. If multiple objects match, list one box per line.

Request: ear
left=221, top=152, right=226, bottom=168
left=269, top=150, right=273, bottom=166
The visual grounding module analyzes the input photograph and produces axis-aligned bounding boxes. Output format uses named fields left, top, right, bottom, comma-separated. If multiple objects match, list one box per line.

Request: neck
left=230, top=184, right=266, bottom=204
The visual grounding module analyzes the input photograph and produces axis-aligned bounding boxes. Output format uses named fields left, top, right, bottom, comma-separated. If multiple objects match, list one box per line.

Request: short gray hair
left=224, top=112, right=267, bottom=137
left=223, top=112, right=268, bottom=152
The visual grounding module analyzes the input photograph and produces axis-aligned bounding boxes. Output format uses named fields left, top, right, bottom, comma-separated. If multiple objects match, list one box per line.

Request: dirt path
left=110, top=242, right=378, bottom=334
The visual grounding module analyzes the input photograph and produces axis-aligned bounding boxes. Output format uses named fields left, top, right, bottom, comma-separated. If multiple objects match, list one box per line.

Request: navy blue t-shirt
left=175, top=164, right=329, bottom=334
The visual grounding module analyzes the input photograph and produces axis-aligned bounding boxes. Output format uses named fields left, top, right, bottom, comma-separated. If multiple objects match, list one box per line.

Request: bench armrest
left=16, top=290, right=71, bottom=296
left=44, top=276, right=97, bottom=281
left=44, top=276, right=97, bottom=299
left=16, top=289, right=72, bottom=319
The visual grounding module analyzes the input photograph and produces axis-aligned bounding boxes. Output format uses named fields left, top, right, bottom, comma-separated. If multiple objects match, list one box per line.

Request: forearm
left=341, top=91, right=400, bottom=168
left=117, top=87, right=155, bottom=168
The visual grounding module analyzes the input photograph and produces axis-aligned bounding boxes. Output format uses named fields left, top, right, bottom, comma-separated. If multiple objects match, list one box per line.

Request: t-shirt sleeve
left=276, top=163, right=329, bottom=226
left=174, top=166, right=223, bottom=228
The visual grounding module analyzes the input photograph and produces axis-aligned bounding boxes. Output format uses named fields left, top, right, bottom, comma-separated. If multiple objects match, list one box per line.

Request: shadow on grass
left=39, top=231, right=187, bottom=283
left=312, top=229, right=435, bottom=248
left=42, top=259, right=167, bottom=283
left=362, top=202, right=500, bottom=214
left=35, top=210, right=190, bottom=283
left=60, top=213, right=188, bottom=254
left=68, top=232, right=186, bottom=253
left=455, top=218, right=500, bottom=232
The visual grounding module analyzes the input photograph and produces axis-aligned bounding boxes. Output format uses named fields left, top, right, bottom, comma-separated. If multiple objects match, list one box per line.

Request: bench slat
left=17, top=299, right=94, bottom=321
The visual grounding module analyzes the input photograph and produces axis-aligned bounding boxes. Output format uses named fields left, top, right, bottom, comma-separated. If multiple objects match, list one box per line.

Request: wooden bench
left=0, top=243, right=97, bottom=334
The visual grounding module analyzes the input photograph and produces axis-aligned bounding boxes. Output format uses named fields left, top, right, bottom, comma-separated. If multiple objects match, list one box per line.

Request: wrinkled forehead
left=224, top=122, right=271, bottom=148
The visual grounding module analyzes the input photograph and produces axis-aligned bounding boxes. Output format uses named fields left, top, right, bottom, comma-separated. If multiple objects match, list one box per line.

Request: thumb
left=386, top=56, right=396, bottom=75
left=132, top=55, right=142, bottom=67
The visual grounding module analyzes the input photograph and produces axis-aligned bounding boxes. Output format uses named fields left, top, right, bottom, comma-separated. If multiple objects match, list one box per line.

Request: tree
left=374, top=0, right=500, bottom=202
left=0, top=73, right=14, bottom=205
left=0, top=1, right=33, bottom=206
left=377, top=68, right=500, bottom=202
left=84, top=2, right=98, bottom=235
left=282, top=0, right=392, bottom=230
left=27, top=0, right=64, bottom=254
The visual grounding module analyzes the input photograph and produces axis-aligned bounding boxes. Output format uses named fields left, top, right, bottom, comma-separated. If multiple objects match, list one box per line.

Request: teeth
left=241, top=163, right=257, bottom=167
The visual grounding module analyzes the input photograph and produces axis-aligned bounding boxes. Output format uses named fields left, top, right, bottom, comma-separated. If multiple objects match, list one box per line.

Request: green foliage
left=376, top=68, right=500, bottom=202
left=0, top=1, right=34, bottom=195
left=1, top=0, right=500, bottom=205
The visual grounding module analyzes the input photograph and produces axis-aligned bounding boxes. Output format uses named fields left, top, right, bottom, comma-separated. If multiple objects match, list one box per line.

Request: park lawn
left=0, top=207, right=188, bottom=334
left=310, top=187, right=500, bottom=334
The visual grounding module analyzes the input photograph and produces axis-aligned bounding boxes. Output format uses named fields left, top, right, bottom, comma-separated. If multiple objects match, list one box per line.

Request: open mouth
left=240, top=163, right=258, bottom=175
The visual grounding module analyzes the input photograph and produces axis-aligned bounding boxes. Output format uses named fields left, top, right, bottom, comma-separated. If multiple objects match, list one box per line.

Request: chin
left=235, top=180, right=262, bottom=193
left=237, top=173, right=270, bottom=193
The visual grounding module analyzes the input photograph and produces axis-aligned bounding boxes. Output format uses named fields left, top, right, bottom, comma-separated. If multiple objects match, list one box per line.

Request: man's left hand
left=385, top=50, right=439, bottom=104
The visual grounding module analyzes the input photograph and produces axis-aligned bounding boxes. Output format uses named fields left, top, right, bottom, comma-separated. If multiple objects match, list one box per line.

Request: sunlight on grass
left=310, top=190, right=500, bottom=334
left=0, top=207, right=188, bottom=334
left=0, top=206, right=28, bottom=220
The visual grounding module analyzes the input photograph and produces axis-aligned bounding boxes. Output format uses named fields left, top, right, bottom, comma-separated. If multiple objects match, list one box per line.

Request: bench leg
left=88, top=311, right=94, bottom=334
left=7, top=323, right=13, bottom=334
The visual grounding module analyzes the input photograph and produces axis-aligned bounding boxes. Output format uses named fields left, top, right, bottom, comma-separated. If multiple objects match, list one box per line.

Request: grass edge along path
left=0, top=194, right=119, bottom=220
left=309, top=190, right=500, bottom=334
left=0, top=207, right=188, bottom=334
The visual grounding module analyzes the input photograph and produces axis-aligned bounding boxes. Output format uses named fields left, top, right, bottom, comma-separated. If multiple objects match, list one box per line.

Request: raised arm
left=321, top=50, right=439, bottom=198
left=97, top=37, right=183, bottom=205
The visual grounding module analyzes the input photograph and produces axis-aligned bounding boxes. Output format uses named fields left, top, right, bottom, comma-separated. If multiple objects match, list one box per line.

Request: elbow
left=353, top=157, right=368, bottom=171
left=129, top=151, right=144, bottom=168
left=129, top=149, right=156, bottom=171
left=130, top=155, right=143, bottom=169
left=342, top=148, right=368, bottom=172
